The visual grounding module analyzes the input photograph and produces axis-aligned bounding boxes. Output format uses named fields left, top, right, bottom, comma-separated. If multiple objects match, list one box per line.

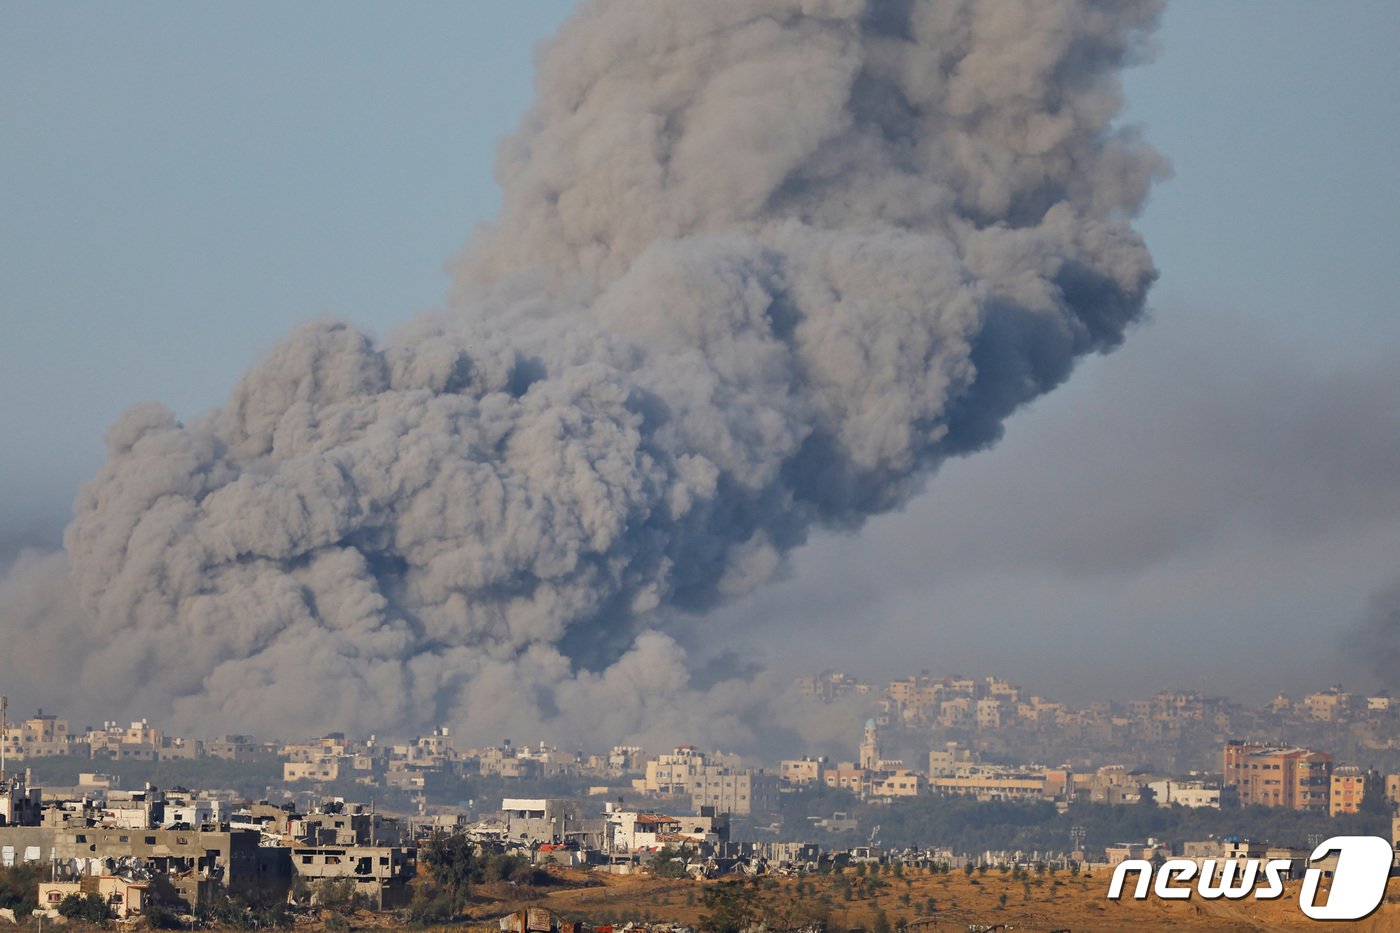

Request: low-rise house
left=604, top=804, right=727, bottom=853
left=501, top=798, right=583, bottom=845
left=1147, top=779, right=1225, bottom=808
left=38, top=877, right=149, bottom=920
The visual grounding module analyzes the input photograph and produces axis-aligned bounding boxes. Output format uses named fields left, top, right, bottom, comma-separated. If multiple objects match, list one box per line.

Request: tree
left=651, top=846, right=693, bottom=879
left=202, top=892, right=290, bottom=930
left=58, top=892, right=111, bottom=923
left=419, top=831, right=477, bottom=915
left=0, top=864, right=45, bottom=917
left=699, top=883, right=762, bottom=933
left=872, top=910, right=891, bottom=933
left=142, top=903, right=185, bottom=930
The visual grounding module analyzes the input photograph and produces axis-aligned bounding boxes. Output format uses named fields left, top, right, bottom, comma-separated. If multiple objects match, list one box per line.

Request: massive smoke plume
left=2, top=0, right=1165, bottom=746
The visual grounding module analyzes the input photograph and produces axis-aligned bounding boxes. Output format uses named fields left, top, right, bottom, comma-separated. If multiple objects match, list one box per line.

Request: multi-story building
left=975, top=697, right=1004, bottom=730
left=0, top=711, right=73, bottom=761
left=869, top=769, right=927, bottom=798
left=0, top=774, right=42, bottom=827
left=822, top=766, right=870, bottom=796
left=938, top=697, right=973, bottom=729
left=795, top=671, right=871, bottom=702
left=643, top=747, right=709, bottom=795
left=690, top=767, right=779, bottom=817
left=500, top=798, right=584, bottom=845
left=98, top=787, right=165, bottom=829
left=779, top=757, right=826, bottom=785
left=607, top=746, right=645, bottom=773
left=20, top=711, right=71, bottom=757
left=284, top=759, right=341, bottom=783
left=930, top=768, right=1046, bottom=802
left=0, top=825, right=289, bottom=910
left=1302, top=687, right=1354, bottom=722
left=471, top=739, right=574, bottom=780
left=1329, top=766, right=1369, bottom=817
left=289, top=843, right=415, bottom=908
left=1222, top=741, right=1332, bottom=811
left=206, top=735, right=259, bottom=761
left=289, top=804, right=408, bottom=848
left=86, top=720, right=166, bottom=761
left=928, top=742, right=975, bottom=777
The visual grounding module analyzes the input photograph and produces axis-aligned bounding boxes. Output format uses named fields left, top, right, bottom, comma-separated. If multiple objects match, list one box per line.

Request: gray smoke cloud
left=1352, top=577, right=1400, bottom=689
left=2, top=0, right=1164, bottom=747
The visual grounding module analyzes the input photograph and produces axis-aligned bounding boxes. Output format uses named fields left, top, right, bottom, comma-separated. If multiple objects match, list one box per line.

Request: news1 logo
left=1106, top=835, right=1394, bottom=921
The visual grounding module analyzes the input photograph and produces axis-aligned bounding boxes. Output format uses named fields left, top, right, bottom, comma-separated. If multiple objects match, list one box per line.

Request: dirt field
left=463, top=865, right=1400, bottom=933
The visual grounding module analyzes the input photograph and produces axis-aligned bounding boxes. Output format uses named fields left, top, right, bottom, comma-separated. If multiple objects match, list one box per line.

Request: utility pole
left=1070, top=825, right=1086, bottom=858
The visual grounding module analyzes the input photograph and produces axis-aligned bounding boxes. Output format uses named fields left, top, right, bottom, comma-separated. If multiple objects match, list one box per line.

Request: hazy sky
left=4, top=1, right=1399, bottom=707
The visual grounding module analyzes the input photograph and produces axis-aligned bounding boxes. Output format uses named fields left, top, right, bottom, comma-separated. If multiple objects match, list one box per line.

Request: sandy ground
left=464, top=865, right=1400, bottom=932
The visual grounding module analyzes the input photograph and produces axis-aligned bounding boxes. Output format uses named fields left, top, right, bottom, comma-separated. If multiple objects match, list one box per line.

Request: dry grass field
left=453, top=864, right=1400, bottom=933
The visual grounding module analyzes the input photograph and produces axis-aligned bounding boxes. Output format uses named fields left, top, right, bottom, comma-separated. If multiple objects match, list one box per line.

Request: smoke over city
left=0, top=0, right=1164, bottom=746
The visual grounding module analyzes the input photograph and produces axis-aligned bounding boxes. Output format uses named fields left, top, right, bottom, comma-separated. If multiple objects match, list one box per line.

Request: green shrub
left=58, top=892, right=111, bottom=924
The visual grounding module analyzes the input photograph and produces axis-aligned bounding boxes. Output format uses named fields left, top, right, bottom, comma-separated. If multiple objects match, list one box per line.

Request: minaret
left=859, top=719, right=881, bottom=770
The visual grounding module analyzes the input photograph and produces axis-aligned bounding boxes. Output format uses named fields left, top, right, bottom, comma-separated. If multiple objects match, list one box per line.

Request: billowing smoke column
left=12, top=0, right=1166, bottom=744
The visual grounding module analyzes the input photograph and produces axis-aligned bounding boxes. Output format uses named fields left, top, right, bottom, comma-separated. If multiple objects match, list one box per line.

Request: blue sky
left=4, top=2, right=1399, bottom=701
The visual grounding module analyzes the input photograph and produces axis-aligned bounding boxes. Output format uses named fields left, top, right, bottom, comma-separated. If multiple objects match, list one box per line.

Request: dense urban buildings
left=3, top=671, right=1400, bottom=921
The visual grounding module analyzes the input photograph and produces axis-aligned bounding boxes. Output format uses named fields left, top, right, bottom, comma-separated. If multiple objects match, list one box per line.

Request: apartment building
left=0, top=711, right=73, bottom=761
left=1222, top=741, right=1332, bottom=811
left=690, top=767, right=780, bottom=817
left=928, top=742, right=975, bottom=777
left=1329, top=766, right=1369, bottom=816
left=642, top=747, right=711, bottom=795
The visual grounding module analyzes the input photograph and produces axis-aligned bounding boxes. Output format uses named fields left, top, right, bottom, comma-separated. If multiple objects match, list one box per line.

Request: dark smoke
left=1, top=0, right=1164, bottom=746
left=1352, top=577, right=1400, bottom=689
